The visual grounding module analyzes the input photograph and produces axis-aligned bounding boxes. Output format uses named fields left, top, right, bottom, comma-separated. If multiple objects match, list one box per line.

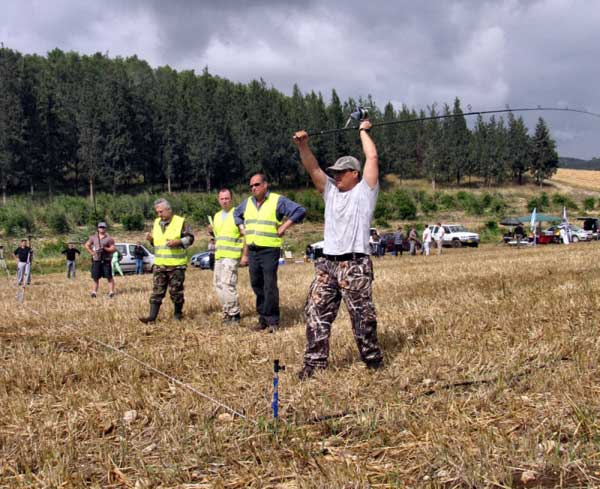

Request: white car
left=544, top=225, right=589, bottom=243
left=114, top=243, right=154, bottom=273
left=431, top=224, right=480, bottom=248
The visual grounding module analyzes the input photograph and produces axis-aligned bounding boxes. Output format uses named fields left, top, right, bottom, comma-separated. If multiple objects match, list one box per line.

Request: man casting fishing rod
left=293, top=118, right=384, bottom=379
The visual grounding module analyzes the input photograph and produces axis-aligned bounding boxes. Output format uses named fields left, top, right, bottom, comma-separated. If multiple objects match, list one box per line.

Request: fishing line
left=307, top=106, right=600, bottom=137
left=10, top=302, right=257, bottom=425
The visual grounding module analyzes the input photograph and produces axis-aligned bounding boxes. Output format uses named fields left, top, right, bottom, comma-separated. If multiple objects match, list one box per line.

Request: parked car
left=431, top=224, right=480, bottom=248
left=306, top=240, right=324, bottom=260
left=114, top=243, right=154, bottom=273
left=190, top=251, right=212, bottom=269
left=543, top=224, right=589, bottom=243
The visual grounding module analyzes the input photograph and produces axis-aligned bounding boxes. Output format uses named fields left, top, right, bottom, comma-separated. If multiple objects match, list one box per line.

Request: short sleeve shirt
left=86, top=235, right=115, bottom=262
left=322, top=178, right=379, bottom=255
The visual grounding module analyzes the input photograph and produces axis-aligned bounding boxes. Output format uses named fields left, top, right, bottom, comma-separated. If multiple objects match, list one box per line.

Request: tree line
left=0, top=47, right=560, bottom=202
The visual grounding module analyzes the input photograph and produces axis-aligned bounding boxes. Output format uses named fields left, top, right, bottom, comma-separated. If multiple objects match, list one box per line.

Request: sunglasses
left=250, top=182, right=263, bottom=188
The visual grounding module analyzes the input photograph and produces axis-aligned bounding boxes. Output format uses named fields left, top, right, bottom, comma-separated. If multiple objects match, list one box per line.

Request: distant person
left=134, top=242, right=146, bottom=275
left=61, top=243, right=81, bottom=279
left=210, top=188, right=245, bottom=324
left=559, top=221, right=570, bottom=245
left=293, top=118, right=384, bottom=379
left=378, top=234, right=387, bottom=256
left=111, top=250, right=124, bottom=277
left=84, top=222, right=116, bottom=298
left=369, top=230, right=380, bottom=256
left=514, top=223, right=525, bottom=248
left=139, top=198, right=194, bottom=323
left=435, top=222, right=445, bottom=255
left=422, top=225, right=432, bottom=256
left=408, top=226, right=418, bottom=255
left=393, top=227, right=403, bottom=257
left=14, top=239, right=33, bottom=286
left=234, top=173, right=306, bottom=332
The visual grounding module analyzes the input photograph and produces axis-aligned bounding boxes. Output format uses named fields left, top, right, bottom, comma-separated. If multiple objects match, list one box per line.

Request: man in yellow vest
left=234, top=173, right=306, bottom=332
left=210, top=188, right=245, bottom=324
left=139, top=198, right=194, bottom=323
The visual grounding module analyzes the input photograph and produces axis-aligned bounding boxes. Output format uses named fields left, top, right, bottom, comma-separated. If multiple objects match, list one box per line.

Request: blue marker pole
left=272, top=359, right=285, bottom=423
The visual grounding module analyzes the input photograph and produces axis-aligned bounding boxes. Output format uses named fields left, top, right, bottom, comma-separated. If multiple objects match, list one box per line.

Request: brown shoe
left=251, top=321, right=269, bottom=332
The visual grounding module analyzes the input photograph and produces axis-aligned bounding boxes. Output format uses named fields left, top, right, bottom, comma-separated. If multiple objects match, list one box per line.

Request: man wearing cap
left=234, top=174, right=305, bottom=332
left=139, top=198, right=194, bottom=323
left=293, top=119, right=384, bottom=379
left=84, top=222, right=116, bottom=298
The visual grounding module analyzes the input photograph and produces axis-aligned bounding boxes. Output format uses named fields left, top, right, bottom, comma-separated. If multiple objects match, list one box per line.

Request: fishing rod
left=307, top=106, right=600, bottom=137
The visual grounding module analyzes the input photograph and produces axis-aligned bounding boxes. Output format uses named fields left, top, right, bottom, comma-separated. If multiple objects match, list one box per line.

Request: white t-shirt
left=423, top=227, right=432, bottom=243
left=323, top=177, right=379, bottom=255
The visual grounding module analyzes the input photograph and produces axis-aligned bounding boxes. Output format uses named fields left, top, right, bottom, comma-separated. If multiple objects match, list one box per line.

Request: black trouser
left=248, top=246, right=280, bottom=325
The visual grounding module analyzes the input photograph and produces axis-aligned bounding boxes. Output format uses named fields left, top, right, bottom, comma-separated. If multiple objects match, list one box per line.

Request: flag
left=562, top=206, right=568, bottom=224
left=530, top=207, right=537, bottom=230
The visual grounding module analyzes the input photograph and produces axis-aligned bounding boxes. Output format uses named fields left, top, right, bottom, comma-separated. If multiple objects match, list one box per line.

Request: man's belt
left=248, top=244, right=278, bottom=251
left=323, top=252, right=367, bottom=262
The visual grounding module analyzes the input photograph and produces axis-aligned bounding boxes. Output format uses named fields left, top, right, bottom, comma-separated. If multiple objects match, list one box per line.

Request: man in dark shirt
left=133, top=241, right=146, bottom=275
left=14, top=239, right=32, bottom=286
left=61, top=243, right=81, bottom=279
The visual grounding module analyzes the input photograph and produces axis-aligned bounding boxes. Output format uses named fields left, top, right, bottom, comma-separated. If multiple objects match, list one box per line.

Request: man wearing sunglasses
left=292, top=119, right=384, bottom=379
left=234, top=174, right=305, bottom=332
left=84, top=222, right=116, bottom=298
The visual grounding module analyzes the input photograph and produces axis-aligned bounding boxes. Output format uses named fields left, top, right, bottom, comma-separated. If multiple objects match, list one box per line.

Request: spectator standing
left=234, top=174, right=306, bottom=332
left=369, top=230, right=380, bottom=256
left=293, top=118, right=384, bottom=379
left=61, top=243, right=80, bottom=279
left=435, top=222, right=445, bottom=255
left=378, top=234, right=387, bottom=257
left=393, top=227, right=403, bottom=256
left=422, top=225, right=432, bottom=256
left=408, top=226, right=418, bottom=255
left=139, top=198, right=194, bottom=323
left=133, top=242, right=146, bottom=275
left=84, top=222, right=116, bottom=298
left=514, top=222, right=525, bottom=248
left=14, top=239, right=33, bottom=286
left=111, top=250, right=124, bottom=277
left=211, top=188, right=244, bottom=324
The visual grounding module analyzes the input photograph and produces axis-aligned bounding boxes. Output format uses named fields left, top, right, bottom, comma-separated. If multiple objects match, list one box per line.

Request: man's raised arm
left=293, top=130, right=327, bottom=194
left=359, top=120, right=378, bottom=189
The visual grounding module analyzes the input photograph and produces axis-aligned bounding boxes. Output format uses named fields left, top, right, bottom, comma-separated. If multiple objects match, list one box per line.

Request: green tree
left=529, top=117, right=558, bottom=186
left=0, top=48, right=25, bottom=204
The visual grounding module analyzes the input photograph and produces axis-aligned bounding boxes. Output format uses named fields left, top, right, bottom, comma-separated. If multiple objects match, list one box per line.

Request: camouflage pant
left=150, top=266, right=185, bottom=306
left=303, top=256, right=383, bottom=368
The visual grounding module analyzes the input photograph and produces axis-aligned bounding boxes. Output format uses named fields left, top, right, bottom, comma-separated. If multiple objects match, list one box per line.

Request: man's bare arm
left=359, top=120, right=378, bottom=189
left=293, top=131, right=327, bottom=194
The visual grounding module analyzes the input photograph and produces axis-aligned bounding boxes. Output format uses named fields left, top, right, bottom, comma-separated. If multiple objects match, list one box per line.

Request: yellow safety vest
left=213, top=209, right=243, bottom=260
left=244, top=193, right=282, bottom=248
left=152, top=215, right=188, bottom=266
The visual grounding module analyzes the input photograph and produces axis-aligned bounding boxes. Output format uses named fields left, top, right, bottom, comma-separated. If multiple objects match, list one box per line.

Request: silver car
left=114, top=243, right=154, bottom=273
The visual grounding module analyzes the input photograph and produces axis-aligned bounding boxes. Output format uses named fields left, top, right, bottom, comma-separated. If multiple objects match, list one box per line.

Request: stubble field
left=2, top=242, right=600, bottom=488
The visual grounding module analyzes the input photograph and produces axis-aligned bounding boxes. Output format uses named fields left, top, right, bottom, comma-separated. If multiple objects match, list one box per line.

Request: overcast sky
left=2, top=0, right=599, bottom=159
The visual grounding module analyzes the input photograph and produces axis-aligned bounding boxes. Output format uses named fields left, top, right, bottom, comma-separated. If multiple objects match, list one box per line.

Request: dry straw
left=2, top=242, right=600, bottom=487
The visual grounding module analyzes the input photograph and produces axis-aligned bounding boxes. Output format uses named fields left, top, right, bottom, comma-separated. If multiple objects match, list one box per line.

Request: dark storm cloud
left=1, top=0, right=599, bottom=157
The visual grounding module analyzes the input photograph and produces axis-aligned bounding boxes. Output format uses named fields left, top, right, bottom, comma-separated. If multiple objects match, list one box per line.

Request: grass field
left=3, top=241, right=600, bottom=488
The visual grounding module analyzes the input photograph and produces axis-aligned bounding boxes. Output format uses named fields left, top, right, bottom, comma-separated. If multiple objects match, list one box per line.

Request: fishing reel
left=344, top=106, right=370, bottom=128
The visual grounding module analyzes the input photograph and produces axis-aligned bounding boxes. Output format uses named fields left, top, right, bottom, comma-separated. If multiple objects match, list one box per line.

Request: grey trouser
left=17, top=262, right=31, bottom=286
left=66, top=260, right=76, bottom=279
left=213, top=258, right=240, bottom=317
